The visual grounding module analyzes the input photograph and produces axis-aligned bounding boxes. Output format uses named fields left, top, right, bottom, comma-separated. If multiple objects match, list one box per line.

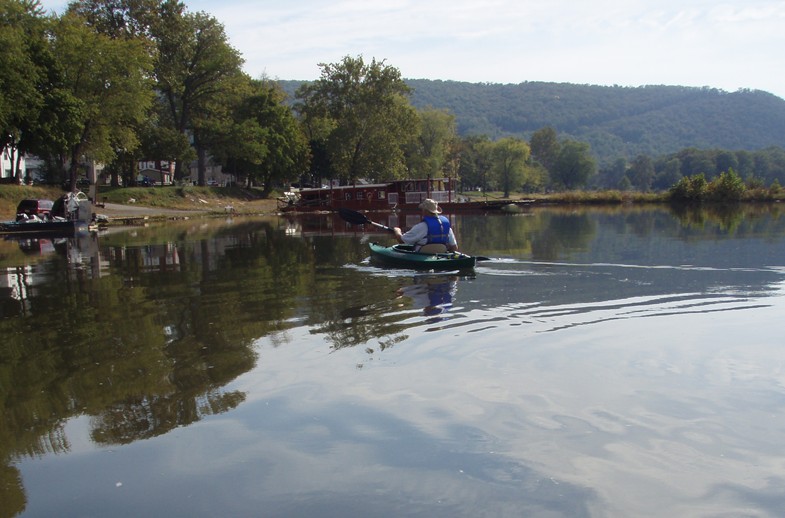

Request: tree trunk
left=197, top=146, right=206, bottom=186
left=15, top=151, right=23, bottom=184
left=68, top=147, right=81, bottom=192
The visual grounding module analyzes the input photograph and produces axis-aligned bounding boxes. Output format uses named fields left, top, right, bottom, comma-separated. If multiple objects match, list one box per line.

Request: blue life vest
left=424, top=215, right=451, bottom=244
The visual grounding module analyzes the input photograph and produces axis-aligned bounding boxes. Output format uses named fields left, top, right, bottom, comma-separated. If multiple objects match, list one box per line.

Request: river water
left=2, top=204, right=785, bottom=517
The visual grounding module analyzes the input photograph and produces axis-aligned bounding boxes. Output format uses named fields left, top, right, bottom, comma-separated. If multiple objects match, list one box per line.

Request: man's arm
left=394, top=222, right=427, bottom=245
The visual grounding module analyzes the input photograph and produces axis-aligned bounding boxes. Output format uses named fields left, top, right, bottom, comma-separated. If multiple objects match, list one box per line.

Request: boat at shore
left=279, top=177, right=525, bottom=213
left=1, top=191, right=96, bottom=237
left=0, top=219, right=92, bottom=237
left=369, top=242, right=478, bottom=271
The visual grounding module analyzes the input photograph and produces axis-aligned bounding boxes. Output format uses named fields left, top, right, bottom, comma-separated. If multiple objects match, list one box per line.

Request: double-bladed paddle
left=337, top=207, right=491, bottom=261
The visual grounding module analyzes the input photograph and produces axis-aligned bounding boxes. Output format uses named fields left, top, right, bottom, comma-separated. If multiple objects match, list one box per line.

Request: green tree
left=49, top=10, right=154, bottom=190
left=708, top=168, right=745, bottom=201
left=68, top=0, right=161, bottom=38
left=214, top=79, right=309, bottom=196
left=405, top=106, right=457, bottom=179
left=0, top=0, right=51, bottom=182
left=67, top=0, right=163, bottom=187
left=669, top=173, right=708, bottom=202
left=676, top=148, right=716, bottom=178
left=653, top=157, right=682, bottom=191
left=295, top=55, right=417, bottom=183
left=715, top=150, right=738, bottom=176
left=490, top=137, right=531, bottom=197
left=457, top=135, right=493, bottom=192
left=551, top=140, right=596, bottom=189
left=627, top=154, right=655, bottom=191
left=529, top=126, right=559, bottom=173
left=150, top=3, right=244, bottom=183
left=599, top=157, right=627, bottom=189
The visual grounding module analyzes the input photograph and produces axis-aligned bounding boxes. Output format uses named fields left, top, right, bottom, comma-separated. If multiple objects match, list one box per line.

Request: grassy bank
left=2, top=184, right=781, bottom=220
left=0, top=184, right=279, bottom=219
left=96, top=184, right=277, bottom=211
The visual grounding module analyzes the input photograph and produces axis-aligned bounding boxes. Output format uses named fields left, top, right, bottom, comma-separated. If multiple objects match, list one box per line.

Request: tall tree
left=49, top=10, right=154, bottom=190
left=295, top=55, right=417, bottom=183
left=551, top=140, right=596, bottom=189
left=68, top=0, right=161, bottom=38
left=0, top=0, right=50, bottom=181
left=150, top=2, right=244, bottom=183
left=66, top=0, right=162, bottom=186
left=599, top=157, right=628, bottom=190
left=457, top=135, right=493, bottom=191
left=529, top=126, right=559, bottom=173
left=405, top=106, right=457, bottom=179
left=213, top=79, right=309, bottom=196
left=490, top=137, right=531, bottom=197
left=627, top=154, right=655, bottom=191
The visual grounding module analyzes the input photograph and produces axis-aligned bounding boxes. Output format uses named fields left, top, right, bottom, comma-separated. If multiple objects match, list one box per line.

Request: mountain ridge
left=278, top=79, right=785, bottom=166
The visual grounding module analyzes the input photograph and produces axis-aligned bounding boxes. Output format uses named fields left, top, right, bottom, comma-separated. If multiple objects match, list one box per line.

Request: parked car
left=15, top=199, right=54, bottom=221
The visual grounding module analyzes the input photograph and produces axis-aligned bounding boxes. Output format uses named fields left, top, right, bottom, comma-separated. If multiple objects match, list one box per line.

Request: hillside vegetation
left=280, top=80, right=785, bottom=166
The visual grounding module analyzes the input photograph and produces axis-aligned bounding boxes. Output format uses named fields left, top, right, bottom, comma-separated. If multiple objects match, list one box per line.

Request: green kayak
left=369, top=243, right=477, bottom=270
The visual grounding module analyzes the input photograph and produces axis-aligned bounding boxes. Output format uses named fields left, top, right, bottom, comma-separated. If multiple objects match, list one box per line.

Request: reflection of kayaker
left=397, top=276, right=458, bottom=316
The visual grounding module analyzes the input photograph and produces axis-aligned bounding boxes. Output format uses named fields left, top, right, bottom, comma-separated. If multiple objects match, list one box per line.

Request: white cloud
left=34, top=0, right=785, bottom=99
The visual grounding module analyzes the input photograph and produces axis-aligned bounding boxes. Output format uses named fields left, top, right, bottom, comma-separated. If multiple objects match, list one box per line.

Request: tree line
left=3, top=0, right=785, bottom=199
left=1, top=0, right=308, bottom=194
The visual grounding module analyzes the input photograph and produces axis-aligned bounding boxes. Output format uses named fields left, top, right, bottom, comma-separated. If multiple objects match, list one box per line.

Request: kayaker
left=393, top=198, right=459, bottom=252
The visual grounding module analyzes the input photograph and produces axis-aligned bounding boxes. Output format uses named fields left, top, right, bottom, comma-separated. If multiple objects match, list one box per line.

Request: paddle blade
left=338, top=207, right=370, bottom=225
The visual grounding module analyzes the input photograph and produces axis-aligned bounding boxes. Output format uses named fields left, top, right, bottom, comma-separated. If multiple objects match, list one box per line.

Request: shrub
left=707, top=169, right=745, bottom=202
left=669, top=174, right=708, bottom=202
left=769, top=179, right=783, bottom=197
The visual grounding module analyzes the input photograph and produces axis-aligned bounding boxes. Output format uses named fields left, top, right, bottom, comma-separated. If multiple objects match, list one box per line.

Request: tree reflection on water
left=2, top=205, right=785, bottom=515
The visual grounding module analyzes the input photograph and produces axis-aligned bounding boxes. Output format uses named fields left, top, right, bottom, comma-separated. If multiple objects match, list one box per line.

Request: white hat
left=418, top=198, right=442, bottom=214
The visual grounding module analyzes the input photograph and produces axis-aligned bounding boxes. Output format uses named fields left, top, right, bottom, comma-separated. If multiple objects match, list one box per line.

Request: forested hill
left=279, top=79, right=785, bottom=166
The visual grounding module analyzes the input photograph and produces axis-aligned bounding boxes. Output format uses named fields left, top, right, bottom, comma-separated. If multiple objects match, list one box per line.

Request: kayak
left=369, top=242, right=477, bottom=270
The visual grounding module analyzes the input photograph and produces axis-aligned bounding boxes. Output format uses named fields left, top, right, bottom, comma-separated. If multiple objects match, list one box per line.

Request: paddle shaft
left=338, top=208, right=394, bottom=232
left=367, top=220, right=394, bottom=232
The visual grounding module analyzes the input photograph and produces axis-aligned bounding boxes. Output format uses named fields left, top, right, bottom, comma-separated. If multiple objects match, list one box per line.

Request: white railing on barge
left=403, top=191, right=453, bottom=204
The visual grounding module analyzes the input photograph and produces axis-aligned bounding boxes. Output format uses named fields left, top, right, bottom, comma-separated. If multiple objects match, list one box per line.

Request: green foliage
left=707, top=169, right=745, bottom=201
left=284, top=79, right=785, bottom=192
left=405, top=106, right=457, bottom=179
left=150, top=7, right=245, bottom=181
left=769, top=179, right=782, bottom=197
left=401, top=79, right=785, bottom=167
left=669, top=174, right=708, bottom=201
left=295, top=55, right=417, bottom=183
left=0, top=0, right=50, bottom=179
left=670, top=169, right=746, bottom=203
left=529, top=126, right=559, bottom=172
left=456, top=134, right=492, bottom=191
left=490, top=137, right=531, bottom=197
left=627, top=155, right=655, bottom=191
left=552, top=140, right=596, bottom=189
left=50, top=9, right=154, bottom=189
left=227, top=79, right=309, bottom=195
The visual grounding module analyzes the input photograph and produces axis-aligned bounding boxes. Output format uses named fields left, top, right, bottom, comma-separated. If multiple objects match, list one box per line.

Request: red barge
left=278, top=177, right=516, bottom=213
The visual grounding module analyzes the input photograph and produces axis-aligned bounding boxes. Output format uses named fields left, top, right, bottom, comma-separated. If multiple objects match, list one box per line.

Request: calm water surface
left=2, top=205, right=785, bottom=517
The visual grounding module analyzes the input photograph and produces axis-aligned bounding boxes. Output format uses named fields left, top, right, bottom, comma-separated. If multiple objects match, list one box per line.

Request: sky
left=37, top=0, right=785, bottom=100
